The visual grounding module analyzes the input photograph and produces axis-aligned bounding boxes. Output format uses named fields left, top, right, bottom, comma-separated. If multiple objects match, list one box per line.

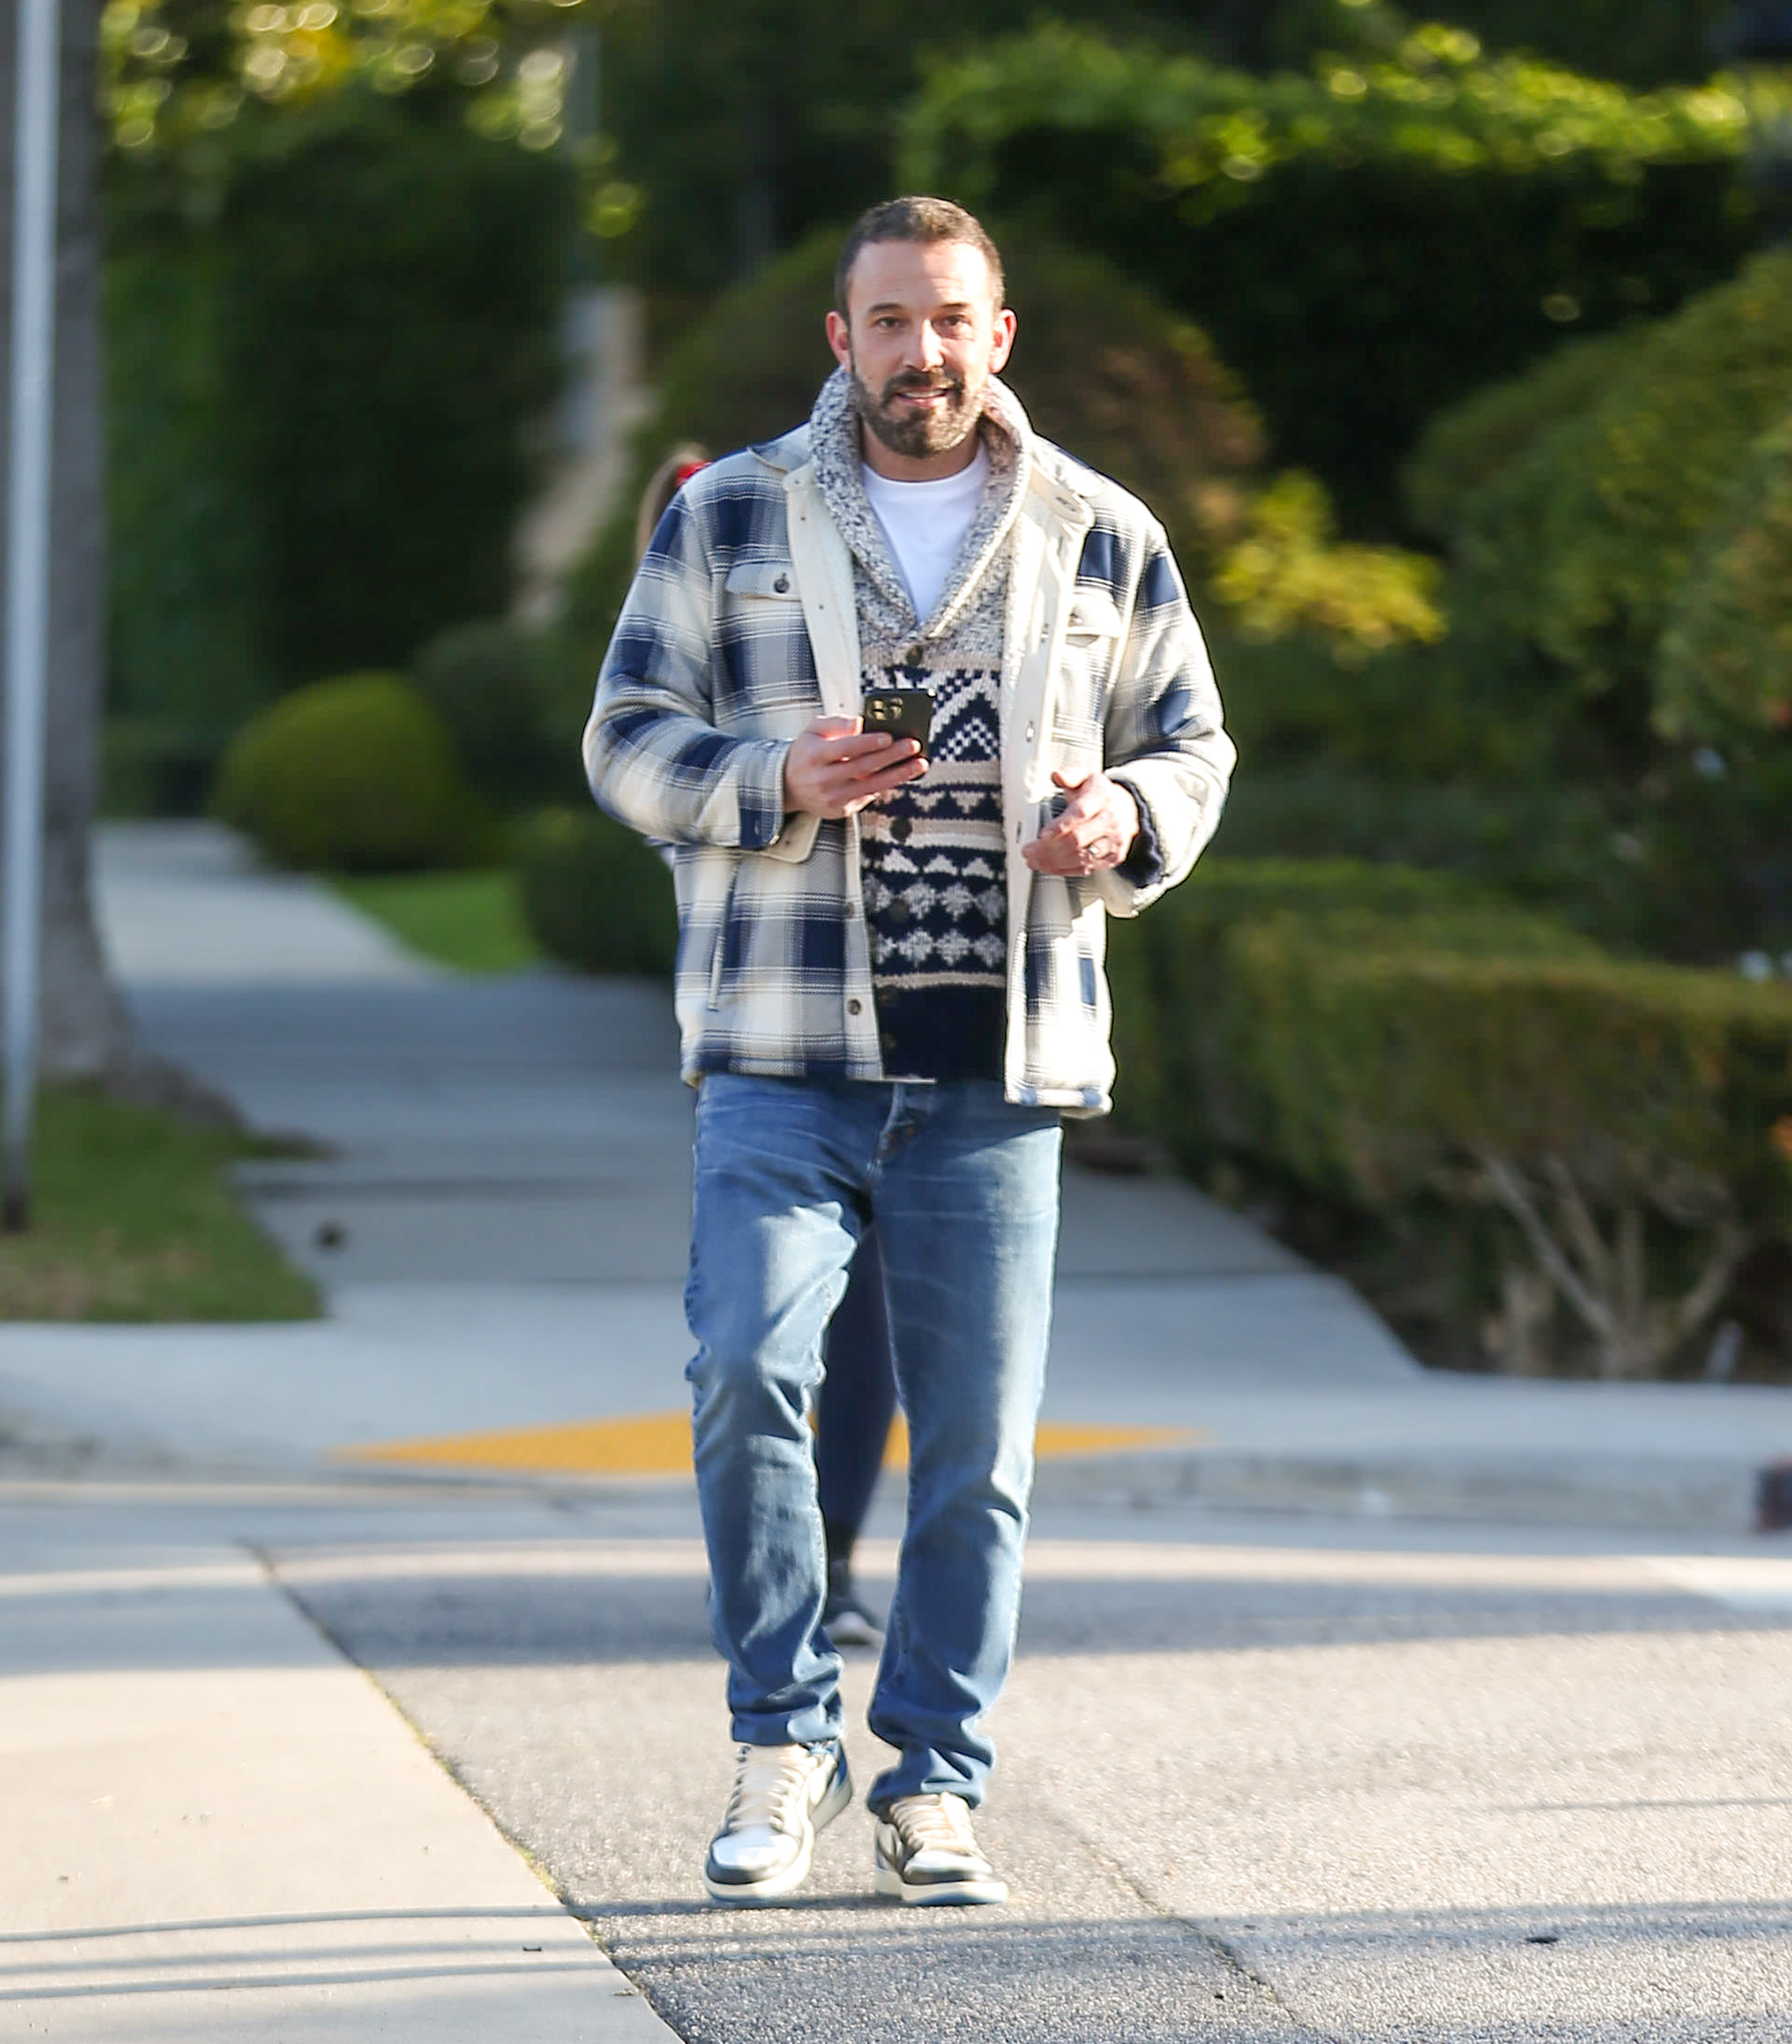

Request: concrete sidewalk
left=15, top=821, right=1781, bottom=1536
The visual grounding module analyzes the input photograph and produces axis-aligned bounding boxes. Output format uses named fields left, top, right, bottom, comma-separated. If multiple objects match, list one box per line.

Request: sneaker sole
left=702, top=1763, right=853, bottom=1906
left=874, top=1863, right=1008, bottom=1907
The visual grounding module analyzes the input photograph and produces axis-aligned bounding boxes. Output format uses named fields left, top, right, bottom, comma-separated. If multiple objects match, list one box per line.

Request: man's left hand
left=1023, top=769, right=1140, bottom=878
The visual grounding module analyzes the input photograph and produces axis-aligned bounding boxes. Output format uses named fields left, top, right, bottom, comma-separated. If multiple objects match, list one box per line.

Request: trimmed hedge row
left=1110, top=860, right=1792, bottom=1376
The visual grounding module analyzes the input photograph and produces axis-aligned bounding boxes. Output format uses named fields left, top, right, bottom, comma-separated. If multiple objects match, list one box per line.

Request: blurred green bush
left=514, top=808, right=678, bottom=979
left=1658, top=407, right=1792, bottom=748
left=1424, top=250, right=1792, bottom=714
left=903, top=22, right=1768, bottom=531
left=214, top=673, right=485, bottom=874
left=217, top=96, right=570, bottom=685
left=1110, top=858, right=1792, bottom=1375
left=104, top=226, right=266, bottom=763
left=105, top=90, right=572, bottom=797
left=411, top=619, right=585, bottom=814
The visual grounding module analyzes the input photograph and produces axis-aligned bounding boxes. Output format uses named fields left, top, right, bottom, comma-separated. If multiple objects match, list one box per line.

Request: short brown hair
left=833, top=196, right=1005, bottom=317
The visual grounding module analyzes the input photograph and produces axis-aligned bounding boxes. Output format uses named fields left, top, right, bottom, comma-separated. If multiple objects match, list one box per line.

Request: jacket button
left=844, top=901, right=858, bottom=919
left=906, top=644, right=922, bottom=665
left=774, top=573, right=791, bottom=593
left=1025, top=723, right=1035, bottom=742
left=890, top=816, right=912, bottom=841
left=847, top=998, right=862, bottom=1016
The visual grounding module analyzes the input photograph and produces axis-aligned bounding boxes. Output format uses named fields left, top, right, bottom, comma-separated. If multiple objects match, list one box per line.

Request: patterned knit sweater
left=808, top=369, right=1029, bottom=1083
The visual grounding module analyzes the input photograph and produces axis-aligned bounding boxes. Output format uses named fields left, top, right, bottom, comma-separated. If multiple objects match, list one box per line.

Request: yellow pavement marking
left=333, top=1413, right=1204, bottom=1478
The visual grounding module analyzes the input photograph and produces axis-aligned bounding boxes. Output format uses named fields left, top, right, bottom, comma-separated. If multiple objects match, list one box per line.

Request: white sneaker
left=873, top=1792, right=1007, bottom=1906
left=703, top=1740, right=852, bottom=1904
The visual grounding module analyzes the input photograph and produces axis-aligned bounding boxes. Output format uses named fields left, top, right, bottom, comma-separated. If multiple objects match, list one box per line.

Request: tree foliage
left=1409, top=249, right=1792, bottom=717
left=901, top=22, right=1777, bottom=529
left=1658, top=408, right=1792, bottom=746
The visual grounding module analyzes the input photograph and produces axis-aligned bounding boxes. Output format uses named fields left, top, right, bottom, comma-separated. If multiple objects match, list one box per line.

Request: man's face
left=825, top=239, right=1017, bottom=462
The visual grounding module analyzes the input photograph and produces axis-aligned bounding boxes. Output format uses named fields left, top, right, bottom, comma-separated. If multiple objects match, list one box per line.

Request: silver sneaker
left=703, top=1740, right=852, bottom=1904
left=874, top=1791, right=1007, bottom=1906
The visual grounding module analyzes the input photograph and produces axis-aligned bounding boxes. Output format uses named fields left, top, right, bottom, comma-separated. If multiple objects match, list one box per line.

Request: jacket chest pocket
left=1058, top=589, right=1123, bottom=723
left=719, top=559, right=818, bottom=737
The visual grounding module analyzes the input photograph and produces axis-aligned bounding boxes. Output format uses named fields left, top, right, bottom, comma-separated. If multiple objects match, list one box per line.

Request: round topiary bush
left=514, top=807, right=677, bottom=978
left=214, top=672, right=482, bottom=872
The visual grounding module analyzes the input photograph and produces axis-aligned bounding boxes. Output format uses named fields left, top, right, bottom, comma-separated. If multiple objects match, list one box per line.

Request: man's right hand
left=783, top=716, right=926, bottom=821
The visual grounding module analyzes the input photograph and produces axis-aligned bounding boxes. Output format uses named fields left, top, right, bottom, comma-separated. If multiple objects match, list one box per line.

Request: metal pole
left=3, top=0, right=61, bottom=1231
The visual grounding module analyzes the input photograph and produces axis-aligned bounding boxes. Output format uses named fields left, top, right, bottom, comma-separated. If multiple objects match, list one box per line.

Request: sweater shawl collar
left=806, top=367, right=1034, bottom=644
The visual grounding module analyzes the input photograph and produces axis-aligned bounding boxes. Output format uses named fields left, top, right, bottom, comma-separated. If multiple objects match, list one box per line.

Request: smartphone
left=862, top=688, right=934, bottom=756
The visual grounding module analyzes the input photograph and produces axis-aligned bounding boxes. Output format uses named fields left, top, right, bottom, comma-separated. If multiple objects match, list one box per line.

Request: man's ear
left=988, top=308, right=1018, bottom=375
left=825, top=310, right=853, bottom=373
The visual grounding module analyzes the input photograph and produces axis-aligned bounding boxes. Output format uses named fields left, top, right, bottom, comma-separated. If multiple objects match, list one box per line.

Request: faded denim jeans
left=685, top=1073, right=1061, bottom=1810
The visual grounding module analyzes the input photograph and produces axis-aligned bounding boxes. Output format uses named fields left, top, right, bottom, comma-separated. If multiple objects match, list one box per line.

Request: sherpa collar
left=806, top=367, right=1035, bottom=642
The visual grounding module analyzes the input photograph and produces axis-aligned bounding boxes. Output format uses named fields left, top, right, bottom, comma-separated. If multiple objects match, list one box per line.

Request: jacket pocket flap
left=725, top=560, right=801, bottom=599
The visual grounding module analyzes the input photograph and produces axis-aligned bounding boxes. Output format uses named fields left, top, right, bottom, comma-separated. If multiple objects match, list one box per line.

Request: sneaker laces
left=723, top=1744, right=818, bottom=1838
left=888, top=1793, right=978, bottom=1856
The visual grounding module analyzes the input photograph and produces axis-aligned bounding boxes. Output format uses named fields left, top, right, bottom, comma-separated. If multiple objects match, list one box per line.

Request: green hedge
left=106, top=90, right=571, bottom=761
left=1400, top=247, right=1792, bottom=764
left=902, top=24, right=1769, bottom=531
left=1112, top=858, right=1792, bottom=1375
left=1658, top=406, right=1792, bottom=747
left=214, top=673, right=484, bottom=874
left=1107, top=859, right=1592, bottom=1162
left=514, top=808, right=678, bottom=979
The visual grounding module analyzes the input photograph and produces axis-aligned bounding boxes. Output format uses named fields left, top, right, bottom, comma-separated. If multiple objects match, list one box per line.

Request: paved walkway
left=0, top=824, right=1786, bottom=2041
left=6, top=821, right=1782, bottom=1538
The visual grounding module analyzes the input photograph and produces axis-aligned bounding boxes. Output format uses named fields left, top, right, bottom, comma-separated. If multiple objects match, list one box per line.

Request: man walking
left=585, top=196, right=1233, bottom=1906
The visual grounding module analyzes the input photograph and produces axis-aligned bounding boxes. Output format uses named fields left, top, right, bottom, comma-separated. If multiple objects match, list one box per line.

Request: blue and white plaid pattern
left=584, top=380, right=1234, bottom=1112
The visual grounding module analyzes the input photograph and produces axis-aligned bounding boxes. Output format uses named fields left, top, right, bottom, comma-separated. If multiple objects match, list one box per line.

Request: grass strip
left=333, top=868, right=540, bottom=975
left=0, top=1087, right=320, bottom=1322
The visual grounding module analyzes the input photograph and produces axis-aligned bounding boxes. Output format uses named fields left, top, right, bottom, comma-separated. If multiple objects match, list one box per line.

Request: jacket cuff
left=1110, top=775, right=1164, bottom=889
left=736, top=741, right=794, bottom=852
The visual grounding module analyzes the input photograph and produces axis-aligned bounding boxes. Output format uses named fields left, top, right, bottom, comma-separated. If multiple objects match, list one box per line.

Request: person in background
left=635, top=448, right=897, bottom=1650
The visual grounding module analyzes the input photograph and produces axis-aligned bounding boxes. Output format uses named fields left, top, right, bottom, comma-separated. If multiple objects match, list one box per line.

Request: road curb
left=1028, top=1447, right=1766, bottom=1534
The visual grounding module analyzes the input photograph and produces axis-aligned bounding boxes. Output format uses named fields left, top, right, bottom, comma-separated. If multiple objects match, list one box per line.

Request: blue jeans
left=686, top=1073, right=1061, bottom=1810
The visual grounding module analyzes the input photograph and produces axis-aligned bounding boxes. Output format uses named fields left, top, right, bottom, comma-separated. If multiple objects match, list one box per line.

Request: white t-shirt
left=861, top=442, right=990, bottom=626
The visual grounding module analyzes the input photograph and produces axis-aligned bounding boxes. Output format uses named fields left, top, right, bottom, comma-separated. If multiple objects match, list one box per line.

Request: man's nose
left=905, top=322, right=945, bottom=371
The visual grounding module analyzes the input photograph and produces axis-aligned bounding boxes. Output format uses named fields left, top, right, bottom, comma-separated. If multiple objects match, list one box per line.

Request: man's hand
left=784, top=715, right=926, bottom=821
left=1023, top=769, right=1140, bottom=878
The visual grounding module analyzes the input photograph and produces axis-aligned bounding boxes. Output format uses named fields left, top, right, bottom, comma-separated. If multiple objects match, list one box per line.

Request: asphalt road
left=265, top=1489, right=1792, bottom=2044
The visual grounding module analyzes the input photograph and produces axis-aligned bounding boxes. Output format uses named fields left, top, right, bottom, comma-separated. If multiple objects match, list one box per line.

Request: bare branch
left=1666, top=1220, right=1752, bottom=1352
left=1478, top=1154, right=1614, bottom=1344
left=1544, top=1157, right=1612, bottom=1293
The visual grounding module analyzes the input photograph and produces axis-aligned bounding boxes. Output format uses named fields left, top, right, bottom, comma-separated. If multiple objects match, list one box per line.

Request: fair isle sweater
left=810, top=372, right=1038, bottom=1081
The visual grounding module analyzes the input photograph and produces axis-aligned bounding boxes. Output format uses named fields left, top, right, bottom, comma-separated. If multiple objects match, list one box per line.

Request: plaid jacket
left=583, top=374, right=1234, bottom=1112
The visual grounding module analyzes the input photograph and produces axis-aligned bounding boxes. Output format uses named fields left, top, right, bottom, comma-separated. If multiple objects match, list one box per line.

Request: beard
left=850, top=361, right=984, bottom=458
